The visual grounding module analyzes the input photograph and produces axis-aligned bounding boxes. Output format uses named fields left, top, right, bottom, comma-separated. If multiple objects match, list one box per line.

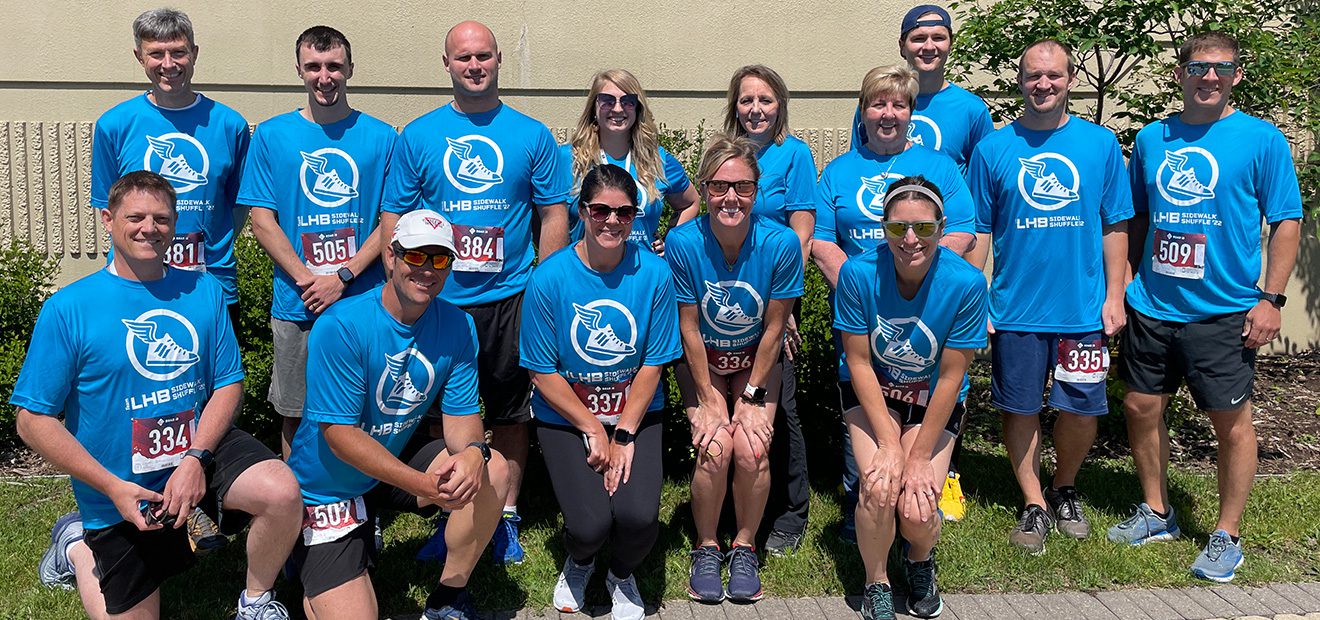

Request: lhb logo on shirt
left=143, top=134, right=210, bottom=193
left=444, top=136, right=505, bottom=194
left=1156, top=148, right=1218, bottom=207
left=376, top=349, right=436, bottom=416
left=299, top=149, right=360, bottom=207
left=571, top=300, right=638, bottom=366
left=856, top=173, right=907, bottom=222
left=1016, top=153, right=1080, bottom=211
left=870, top=315, right=937, bottom=378
left=908, top=116, right=943, bottom=151
left=700, top=280, right=764, bottom=337
left=122, top=309, right=201, bottom=381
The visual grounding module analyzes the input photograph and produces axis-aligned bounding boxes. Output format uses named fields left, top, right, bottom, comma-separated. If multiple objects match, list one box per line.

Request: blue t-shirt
left=752, top=136, right=818, bottom=226
left=382, top=103, right=571, bottom=306
left=288, top=288, right=481, bottom=505
left=560, top=144, right=692, bottom=249
left=969, top=118, right=1134, bottom=332
left=519, top=243, right=682, bottom=427
left=665, top=216, right=804, bottom=366
left=238, top=110, right=396, bottom=321
left=9, top=268, right=243, bottom=529
left=91, top=93, right=251, bottom=304
left=813, top=144, right=976, bottom=258
left=833, top=246, right=988, bottom=406
left=1126, top=112, right=1303, bottom=322
left=851, top=84, right=994, bottom=174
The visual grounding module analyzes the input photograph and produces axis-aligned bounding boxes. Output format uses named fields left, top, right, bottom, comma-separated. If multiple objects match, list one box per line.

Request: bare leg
left=1002, top=411, right=1046, bottom=508
left=1050, top=412, right=1098, bottom=488
left=1123, top=391, right=1172, bottom=513
left=434, top=452, right=510, bottom=587
left=847, top=408, right=902, bottom=585
left=305, top=573, right=377, bottom=620
left=106, top=590, right=160, bottom=620
left=899, top=428, right=955, bottom=561
left=220, top=459, right=303, bottom=596
left=691, top=425, right=734, bottom=547
left=489, top=423, right=527, bottom=509
left=1206, top=403, right=1256, bottom=537
left=280, top=416, right=300, bottom=461
left=728, top=367, right=782, bottom=548
left=70, top=541, right=112, bottom=620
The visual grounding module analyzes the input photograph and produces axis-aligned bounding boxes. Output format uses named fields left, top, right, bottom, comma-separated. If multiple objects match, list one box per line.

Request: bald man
left=380, top=20, right=570, bottom=566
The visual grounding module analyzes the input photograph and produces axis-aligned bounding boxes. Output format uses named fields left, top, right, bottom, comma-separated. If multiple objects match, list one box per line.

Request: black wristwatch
left=337, top=267, right=355, bottom=285
left=613, top=427, right=637, bottom=446
left=183, top=448, right=214, bottom=469
left=1258, top=290, right=1288, bottom=308
left=466, top=441, right=491, bottom=463
left=740, top=384, right=768, bottom=406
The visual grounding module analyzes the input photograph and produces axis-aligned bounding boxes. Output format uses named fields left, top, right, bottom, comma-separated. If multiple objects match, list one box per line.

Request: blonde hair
left=859, top=65, right=919, bottom=111
left=696, top=133, right=761, bottom=186
left=722, top=65, right=791, bottom=146
left=568, top=69, right=665, bottom=201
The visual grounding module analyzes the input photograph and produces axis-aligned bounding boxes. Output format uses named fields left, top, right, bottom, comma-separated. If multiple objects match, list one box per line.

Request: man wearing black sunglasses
left=1113, top=32, right=1302, bottom=583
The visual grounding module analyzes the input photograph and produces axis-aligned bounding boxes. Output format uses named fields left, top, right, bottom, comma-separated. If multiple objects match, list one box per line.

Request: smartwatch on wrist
left=466, top=441, right=491, bottom=463
left=740, top=384, right=768, bottom=406
left=337, top=267, right=355, bottom=285
left=183, top=448, right=214, bottom=469
left=1258, top=290, right=1287, bottom=308
left=613, top=428, right=637, bottom=446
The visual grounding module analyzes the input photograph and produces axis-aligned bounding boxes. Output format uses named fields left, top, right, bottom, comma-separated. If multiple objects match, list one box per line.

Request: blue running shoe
left=416, top=513, right=449, bottom=563
left=687, top=545, right=725, bottom=603
left=490, top=511, right=524, bottom=565
left=38, top=511, right=83, bottom=590
left=423, top=590, right=477, bottom=620
left=1191, top=529, right=1244, bottom=583
left=1107, top=503, right=1181, bottom=545
left=725, top=545, right=763, bottom=602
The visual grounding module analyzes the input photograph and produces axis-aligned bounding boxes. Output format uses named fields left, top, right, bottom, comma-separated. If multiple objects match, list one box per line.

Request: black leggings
left=536, top=417, right=663, bottom=578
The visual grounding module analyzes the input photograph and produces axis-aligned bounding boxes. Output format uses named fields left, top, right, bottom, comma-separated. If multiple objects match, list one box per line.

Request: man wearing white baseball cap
left=285, top=209, right=509, bottom=619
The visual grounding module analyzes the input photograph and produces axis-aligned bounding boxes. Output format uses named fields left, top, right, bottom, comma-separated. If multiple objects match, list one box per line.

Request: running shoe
left=553, top=556, right=595, bottom=613
left=423, top=590, right=477, bottom=620
left=188, top=508, right=227, bottom=553
left=490, top=511, right=525, bottom=565
left=687, top=545, right=725, bottom=603
left=903, top=551, right=943, bottom=618
left=416, top=513, right=449, bottom=563
left=1191, top=529, right=1244, bottom=583
left=234, top=590, right=291, bottom=620
left=1107, top=503, right=1182, bottom=545
left=939, top=472, right=965, bottom=522
left=1044, top=485, right=1091, bottom=539
left=765, top=528, right=803, bottom=557
left=606, top=570, right=646, bottom=620
left=861, top=582, right=896, bottom=620
left=1009, top=504, right=1053, bottom=555
left=38, top=511, right=83, bottom=590
left=725, top=544, right=763, bottom=602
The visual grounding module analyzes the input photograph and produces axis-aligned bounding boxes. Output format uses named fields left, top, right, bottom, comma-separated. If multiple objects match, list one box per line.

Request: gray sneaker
left=552, top=556, right=595, bottom=613
left=1044, top=486, right=1091, bottom=539
left=765, top=528, right=804, bottom=557
left=1107, top=503, right=1182, bottom=545
left=1009, top=505, right=1053, bottom=555
left=38, top=511, right=83, bottom=590
left=234, top=591, right=290, bottom=620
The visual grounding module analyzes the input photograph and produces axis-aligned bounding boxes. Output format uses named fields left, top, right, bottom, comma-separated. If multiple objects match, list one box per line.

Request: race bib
left=301, top=496, right=368, bottom=546
left=451, top=224, right=505, bottom=273
left=570, top=380, right=630, bottom=425
left=165, top=232, right=205, bottom=272
left=1151, top=228, right=1207, bottom=280
left=706, top=344, right=756, bottom=376
left=1054, top=338, right=1109, bottom=384
left=130, top=409, right=196, bottom=474
left=301, top=228, right=357, bottom=275
left=879, top=378, right=930, bottom=407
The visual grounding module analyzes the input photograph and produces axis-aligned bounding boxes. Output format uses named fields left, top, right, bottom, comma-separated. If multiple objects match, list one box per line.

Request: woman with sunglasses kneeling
left=666, top=135, right=804, bottom=603
left=835, top=177, right=987, bottom=620
left=519, top=163, right=681, bottom=620
left=563, top=69, right=700, bottom=254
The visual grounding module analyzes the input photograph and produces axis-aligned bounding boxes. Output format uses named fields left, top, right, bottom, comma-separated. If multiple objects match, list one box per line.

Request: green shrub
left=0, top=241, right=60, bottom=444
left=232, top=232, right=280, bottom=445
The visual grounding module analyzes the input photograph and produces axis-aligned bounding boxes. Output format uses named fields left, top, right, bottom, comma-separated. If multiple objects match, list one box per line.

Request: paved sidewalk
left=397, top=582, right=1320, bottom=620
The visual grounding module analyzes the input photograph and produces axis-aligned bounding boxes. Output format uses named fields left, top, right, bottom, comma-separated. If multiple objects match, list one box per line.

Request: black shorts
left=436, top=291, right=531, bottom=425
left=82, top=428, right=276, bottom=615
left=838, top=381, right=966, bottom=437
left=1118, top=305, right=1255, bottom=412
left=288, top=433, right=447, bottom=598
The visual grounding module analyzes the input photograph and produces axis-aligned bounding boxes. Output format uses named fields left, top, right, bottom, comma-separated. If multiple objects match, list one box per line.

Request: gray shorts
left=269, top=317, right=313, bottom=418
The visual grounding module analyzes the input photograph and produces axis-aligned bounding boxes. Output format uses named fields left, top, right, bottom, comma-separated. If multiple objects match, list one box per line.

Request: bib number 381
left=301, top=496, right=367, bottom=546
left=451, top=224, right=505, bottom=273
left=131, top=409, right=196, bottom=474
left=165, top=232, right=205, bottom=272
left=1152, top=228, right=1207, bottom=280
left=1054, top=338, right=1109, bottom=384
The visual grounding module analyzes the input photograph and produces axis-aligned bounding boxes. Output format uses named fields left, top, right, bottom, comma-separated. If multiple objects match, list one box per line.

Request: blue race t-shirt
left=969, top=118, right=1134, bottom=332
left=814, top=144, right=976, bottom=258
left=1127, top=112, right=1303, bottom=322
left=382, top=103, right=571, bottom=306
left=833, top=245, right=988, bottom=406
left=519, top=243, right=681, bottom=427
left=9, top=268, right=243, bottom=529
left=752, top=135, right=818, bottom=226
left=238, top=110, right=396, bottom=321
left=91, top=93, right=250, bottom=303
left=851, top=84, right=994, bottom=174
left=288, top=288, right=481, bottom=505
left=665, top=216, right=804, bottom=374
left=560, top=144, right=692, bottom=249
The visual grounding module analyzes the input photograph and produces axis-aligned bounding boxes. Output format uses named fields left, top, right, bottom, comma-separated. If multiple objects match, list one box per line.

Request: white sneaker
left=553, top=556, right=595, bottom=613
left=606, top=571, right=645, bottom=620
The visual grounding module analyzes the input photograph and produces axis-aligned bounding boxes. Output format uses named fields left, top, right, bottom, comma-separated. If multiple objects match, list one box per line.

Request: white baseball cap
left=392, top=209, right=457, bottom=254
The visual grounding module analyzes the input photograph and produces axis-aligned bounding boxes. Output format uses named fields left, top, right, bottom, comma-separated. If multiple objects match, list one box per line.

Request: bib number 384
left=301, top=496, right=367, bottom=546
left=1152, top=228, right=1207, bottom=280
left=165, top=232, right=205, bottom=272
left=1054, top=339, right=1109, bottom=384
left=451, top=224, right=505, bottom=273
left=131, top=409, right=196, bottom=474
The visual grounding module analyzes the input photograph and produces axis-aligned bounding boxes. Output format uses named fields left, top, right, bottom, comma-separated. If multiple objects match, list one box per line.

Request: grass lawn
left=2, top=453, right=1318, bottom=619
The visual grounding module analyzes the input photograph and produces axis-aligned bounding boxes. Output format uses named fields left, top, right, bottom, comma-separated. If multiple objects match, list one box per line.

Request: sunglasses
left=703, top=179, right=758, bottom=197
left=595, top=93, right=640, bottom=110
left=584, top=203, right=639, bottom=223
left=393, top=244, right=454, bottom=269
left=1183, top=60, right=1238, bottom=77
left=883, top=220, right=941, bottom=238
